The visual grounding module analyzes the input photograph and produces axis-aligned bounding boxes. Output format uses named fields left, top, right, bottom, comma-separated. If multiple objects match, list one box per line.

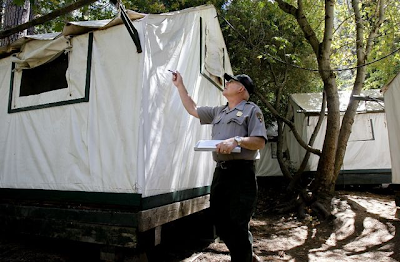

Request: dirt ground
left=1, top=181, right=399, bottom=262
left=184, top=183, right=400, bottom=262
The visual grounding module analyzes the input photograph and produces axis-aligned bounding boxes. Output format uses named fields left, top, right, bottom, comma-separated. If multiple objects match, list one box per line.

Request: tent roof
left=62, top=9, right=146, bottom=36
left=382, top=71, right=400, bottom=94
left=0, top=9, right=145, bottom=57
left=291, top=89, right=384, bottom=113
left=0, top=5, right=216, bottom=58
left=0, top=32, right=62, bottom=57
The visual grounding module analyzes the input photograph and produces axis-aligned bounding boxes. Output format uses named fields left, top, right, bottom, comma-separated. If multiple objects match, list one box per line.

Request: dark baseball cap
left=224, top=73, right=255, bottom=94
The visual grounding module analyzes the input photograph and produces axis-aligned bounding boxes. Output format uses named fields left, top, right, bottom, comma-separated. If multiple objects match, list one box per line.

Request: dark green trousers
left=210, top=161, right=257, bottom=262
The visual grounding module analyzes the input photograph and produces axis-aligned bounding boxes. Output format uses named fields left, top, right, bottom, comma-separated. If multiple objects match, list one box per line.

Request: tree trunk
left=334, top=0, right=385, bottom=177
left=276, top=0, right=339, bottom=197
left=27, top=0, right=36, bottom=35
left=274, top=0, right=386, bottom=213
left=1, top=0, right=31, bottom=46
left=312, top=0, right=340, bottom=196
left=314, top=75, right=340, bottom=196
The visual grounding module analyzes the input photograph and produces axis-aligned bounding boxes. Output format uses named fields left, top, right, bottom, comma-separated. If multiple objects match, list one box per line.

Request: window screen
left=19, top=53, right=68, bottom=97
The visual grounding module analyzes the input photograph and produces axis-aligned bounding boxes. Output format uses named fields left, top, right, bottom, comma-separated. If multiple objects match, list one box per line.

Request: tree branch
left=288, top=91, right=326, bottom=190
left=275, top=0, right=298, bottom=15
left=365, top=0, right=385, bottom=55
left=276, top=0, right=321, bottom=62
left=255, top=90, right=322, bottom=156
left=333, top=14, right=353, bottom=36
left=352, top=0, right=365, bottom=63
left=277, top=119, right=293, bottom=180
left=321, top=0, right=335, bottom=60
left=0, top=0, right=98, bottom=39
left=267, top=59, right=293, bottom=181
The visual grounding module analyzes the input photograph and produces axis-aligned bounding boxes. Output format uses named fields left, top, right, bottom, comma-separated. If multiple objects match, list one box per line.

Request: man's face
left=223, top=79, right=244, bottom=97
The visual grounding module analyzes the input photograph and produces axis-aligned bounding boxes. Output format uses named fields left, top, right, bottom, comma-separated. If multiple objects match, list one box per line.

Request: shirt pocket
left=227, top=116, right=247, bottom=136
left=211, top=116, right=222, bottom=137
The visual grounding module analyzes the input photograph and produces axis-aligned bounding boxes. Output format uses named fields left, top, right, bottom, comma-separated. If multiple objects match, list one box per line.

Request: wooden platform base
left=138, top=195, right=210, bottom=232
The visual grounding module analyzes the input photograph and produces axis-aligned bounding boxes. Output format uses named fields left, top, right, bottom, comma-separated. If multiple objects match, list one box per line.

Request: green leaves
left=221, top=0, right=320, bottom=122
left=329, top=0, right=400, bottom=90
left=12, top=0, right=25, bottom=5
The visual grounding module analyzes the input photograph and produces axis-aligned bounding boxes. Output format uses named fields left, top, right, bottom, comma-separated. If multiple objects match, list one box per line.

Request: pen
left=168, top=69, right=177, bottom=74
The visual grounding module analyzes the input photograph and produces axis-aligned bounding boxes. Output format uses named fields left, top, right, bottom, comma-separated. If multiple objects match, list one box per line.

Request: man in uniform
left=172, top=71, right=267, bottom=262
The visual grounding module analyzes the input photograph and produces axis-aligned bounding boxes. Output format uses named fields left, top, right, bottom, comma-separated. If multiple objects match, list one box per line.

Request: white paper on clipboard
left=194, top=140, right=241, bottom=153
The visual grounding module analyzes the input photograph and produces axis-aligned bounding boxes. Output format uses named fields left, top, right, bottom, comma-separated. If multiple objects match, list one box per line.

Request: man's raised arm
left=172, top=71, right=199, bottom=118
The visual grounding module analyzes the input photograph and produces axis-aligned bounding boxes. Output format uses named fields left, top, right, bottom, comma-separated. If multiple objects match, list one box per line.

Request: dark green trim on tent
left=338, top=168, right=391, bottom=174
left=0, top=185, right=211, bottom=211
left=199, top=17, right=224, bottom=92
left=8, top=62, right=15, bottom=113
left=370, top=118, right=375, bottom=141
left=120, top=5, right=142, bottom=53
left=141, top=186, right=210, bottom=210
left=305, top=169, right=392, bottom=185
left=337, top=172, right=391, bottom=185
left=84, top=32, right=93, bottom=101
left=201, top=72, right=224, bottom=91
left=8, top=32, right=93, bottom=114
left=0, top=203, right=138, bottom=227
left=0, top=188, right=142, bottom=208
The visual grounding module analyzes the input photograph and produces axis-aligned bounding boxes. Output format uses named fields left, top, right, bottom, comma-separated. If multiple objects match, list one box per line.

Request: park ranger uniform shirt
left=197, top=100, right=268, bottom=162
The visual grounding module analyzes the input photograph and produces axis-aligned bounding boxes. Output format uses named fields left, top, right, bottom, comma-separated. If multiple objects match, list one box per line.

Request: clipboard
left=194, top=140, right=241, bottom=153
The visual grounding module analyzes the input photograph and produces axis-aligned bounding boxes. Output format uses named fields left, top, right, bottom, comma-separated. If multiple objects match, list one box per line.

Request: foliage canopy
left=4, top=0, right=399, bottom=95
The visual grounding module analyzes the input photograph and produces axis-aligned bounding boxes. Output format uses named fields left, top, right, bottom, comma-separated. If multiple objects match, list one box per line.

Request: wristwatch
left=234, top=136, right=243, bottom=146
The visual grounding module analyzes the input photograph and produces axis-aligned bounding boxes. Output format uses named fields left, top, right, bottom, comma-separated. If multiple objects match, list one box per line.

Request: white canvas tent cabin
left=256, top=122, right=283, bottom=177
left=0, top=5, right=231, bottom=248
left=283, top=90, right=391, bottom=185
left=382, top=73, right=400, bottom=208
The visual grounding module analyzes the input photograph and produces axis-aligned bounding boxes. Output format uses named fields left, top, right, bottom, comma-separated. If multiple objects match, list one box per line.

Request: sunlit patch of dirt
left=344, top=192, right=398, bottom=220
left=252, top=218, right=308, bottom=252
left=190, top=188, right=400, bottom=262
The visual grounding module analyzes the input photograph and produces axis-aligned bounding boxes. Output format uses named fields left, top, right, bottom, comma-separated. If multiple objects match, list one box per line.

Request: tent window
left=349, top=118, right=375, bottom=142
left=200, top=17, right=225, bottom=91
left=8, top=32, right=93, bottom=114
left=19, top=53, right=68, bottom=97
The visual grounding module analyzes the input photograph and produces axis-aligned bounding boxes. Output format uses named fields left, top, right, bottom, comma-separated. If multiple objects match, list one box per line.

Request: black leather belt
left=216, top=160, right=254, bottom=170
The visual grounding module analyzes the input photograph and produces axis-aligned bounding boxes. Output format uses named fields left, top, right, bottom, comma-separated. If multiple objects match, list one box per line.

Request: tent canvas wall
left=283, top=90, right=391, bottom=184
left=0, top=5, right=231, bottom=212
left=255, top=141, right=282, bottom=177
left=383, top=74, right=400, bottom=185
left=256, top=123, right=282, bottom=177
